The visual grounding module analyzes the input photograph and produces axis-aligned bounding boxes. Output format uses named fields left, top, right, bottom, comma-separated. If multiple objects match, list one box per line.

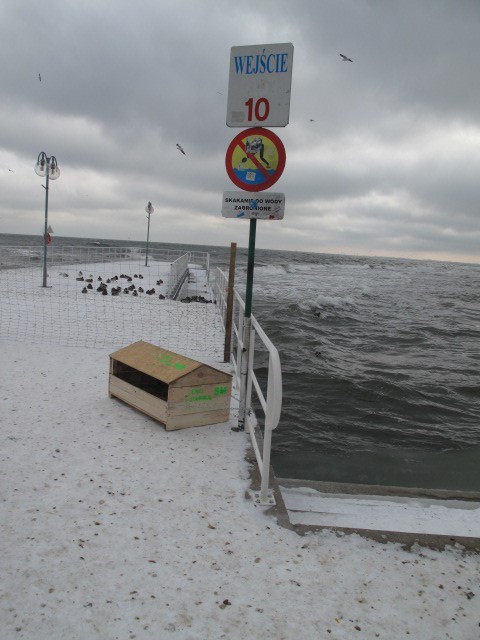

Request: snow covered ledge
left=277, top=478, right=480, bottom=550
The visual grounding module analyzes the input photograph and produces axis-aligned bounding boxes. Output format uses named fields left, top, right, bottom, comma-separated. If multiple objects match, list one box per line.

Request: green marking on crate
left=187, top=388, right=212, bottom=403
left=214, top=386, right=227, bottom=396
left=156, top=354, right=187, bottom=370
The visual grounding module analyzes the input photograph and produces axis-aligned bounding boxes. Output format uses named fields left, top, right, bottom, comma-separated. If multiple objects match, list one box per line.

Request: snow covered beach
left=1, top=258, right=479, bottom=639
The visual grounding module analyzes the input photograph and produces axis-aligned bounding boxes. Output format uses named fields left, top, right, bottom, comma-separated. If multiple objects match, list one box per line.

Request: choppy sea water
left=2, top=233, right=479, bottom=491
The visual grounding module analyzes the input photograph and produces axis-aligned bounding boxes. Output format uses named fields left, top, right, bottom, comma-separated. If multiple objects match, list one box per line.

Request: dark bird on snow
left=340, top=54, right=353, bottom=62
left=176, top=143, right=186, bottom=155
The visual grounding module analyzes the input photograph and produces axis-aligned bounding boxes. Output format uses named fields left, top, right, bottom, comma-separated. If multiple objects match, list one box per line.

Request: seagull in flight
left=8, top=168, right=14, bottom=172
left=340, top=54, right=353, bottom=62
left=176, top=143, right=186, bottom=155
left=38, top=73, right=42, bottom=81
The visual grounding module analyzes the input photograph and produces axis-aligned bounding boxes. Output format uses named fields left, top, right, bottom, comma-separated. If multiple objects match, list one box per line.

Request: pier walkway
left=1, top=250, right=479, bottom=639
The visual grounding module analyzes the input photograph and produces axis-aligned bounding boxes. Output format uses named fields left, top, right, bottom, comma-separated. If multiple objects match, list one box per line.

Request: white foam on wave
left=12, top=248, right=41, bottom=257
left=254, top=264, right=288, bottom=276
left=311, top=293, right=356, bottom=309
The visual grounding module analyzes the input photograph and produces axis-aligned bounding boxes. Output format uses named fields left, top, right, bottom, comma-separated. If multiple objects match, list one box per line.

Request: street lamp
left=145, top=201, right=154, bottom=266
left=35, top=152, right=60, bottom=287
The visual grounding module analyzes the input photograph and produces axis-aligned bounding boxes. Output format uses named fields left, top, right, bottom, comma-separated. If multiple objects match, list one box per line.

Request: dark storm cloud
left=0, top=0, right=479, bottom=262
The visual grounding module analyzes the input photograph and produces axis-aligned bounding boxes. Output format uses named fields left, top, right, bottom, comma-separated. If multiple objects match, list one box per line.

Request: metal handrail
left=168, top=253, right=189, bottom=299
left=212, top=267, right=282, bottom=504
left=0, top=245, right=209, bottom=271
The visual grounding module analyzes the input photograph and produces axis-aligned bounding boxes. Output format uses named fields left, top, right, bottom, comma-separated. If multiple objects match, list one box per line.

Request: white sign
left=227, top=43, right=294, bottom=128
left=222, top=191, right=285, bottom=219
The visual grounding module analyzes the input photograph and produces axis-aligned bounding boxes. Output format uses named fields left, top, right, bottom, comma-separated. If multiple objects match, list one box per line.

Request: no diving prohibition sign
left=225, top=127, right=286, bottom=192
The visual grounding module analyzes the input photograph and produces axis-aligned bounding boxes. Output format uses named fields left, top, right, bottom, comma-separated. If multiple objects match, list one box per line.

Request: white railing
left=212, top=267, right=282, bottom=505
left=168, top=253, right=189, bottom=299
left=0, top=245, right=209, bottom=271
left=0, top=246, right=208, bottom=303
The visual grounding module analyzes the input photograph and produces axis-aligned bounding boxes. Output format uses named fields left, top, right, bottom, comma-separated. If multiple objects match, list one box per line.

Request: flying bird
left=176, top=143, right=186, bottom=155
left=38, top=73, right=42, bottom=81
left=340, top=54, right=353, bottom=62
left=8, top=168, right=14, bottom=172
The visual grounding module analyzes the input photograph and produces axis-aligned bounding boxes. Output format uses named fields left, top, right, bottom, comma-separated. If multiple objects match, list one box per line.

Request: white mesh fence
left=0, top=247, right=224, bottom=362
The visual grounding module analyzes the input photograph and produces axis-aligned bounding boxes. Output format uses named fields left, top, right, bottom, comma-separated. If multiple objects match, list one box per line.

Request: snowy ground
left=0, top=260, right=225, bottom=358
left=1, top=264, right=479, bottom=639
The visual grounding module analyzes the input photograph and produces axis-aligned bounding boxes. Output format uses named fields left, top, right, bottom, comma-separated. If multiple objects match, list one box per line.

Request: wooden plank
left=168, top=396, right=230, bottom=416
left=109, top=375, right=167, bottom=423
left=108, top=358, right=114, bottom=397
left=167, top=381, right=231, bottom=416
left=168, top=382, right=232, bottom=403
left=171, top=365, right=231, bottom=387
left=165, top=408, right=231, bottom=431
left=110, top=341, right=200, bottom=383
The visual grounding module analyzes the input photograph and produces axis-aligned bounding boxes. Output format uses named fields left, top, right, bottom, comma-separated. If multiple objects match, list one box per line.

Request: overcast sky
left=1, top=0, right=479, bottom=263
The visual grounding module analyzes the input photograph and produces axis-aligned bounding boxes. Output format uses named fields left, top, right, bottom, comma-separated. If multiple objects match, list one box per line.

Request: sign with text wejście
left=227, top=43, right=294, bottom=128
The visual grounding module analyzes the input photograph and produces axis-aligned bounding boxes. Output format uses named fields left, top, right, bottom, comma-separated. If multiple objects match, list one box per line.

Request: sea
left=1, top=233, right=479, bottom=492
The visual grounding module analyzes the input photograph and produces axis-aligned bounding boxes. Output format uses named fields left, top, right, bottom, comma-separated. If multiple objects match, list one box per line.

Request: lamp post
left=145, top=201, right=154, bottom=266
left=35, top=152, right=60, bottom=287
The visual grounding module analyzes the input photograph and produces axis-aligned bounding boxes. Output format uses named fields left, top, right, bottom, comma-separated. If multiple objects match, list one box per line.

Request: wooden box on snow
left=109, top=341, right=232, bottom=430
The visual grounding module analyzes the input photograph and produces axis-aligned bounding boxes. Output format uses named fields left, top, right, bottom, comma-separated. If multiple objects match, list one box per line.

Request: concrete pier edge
left=243, top=426, right=480, bottom=551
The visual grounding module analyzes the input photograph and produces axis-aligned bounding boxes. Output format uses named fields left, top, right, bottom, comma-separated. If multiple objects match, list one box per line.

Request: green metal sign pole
left=244, top=219, right=257, bottom=318
left=237, top=219, right=257, bottom=431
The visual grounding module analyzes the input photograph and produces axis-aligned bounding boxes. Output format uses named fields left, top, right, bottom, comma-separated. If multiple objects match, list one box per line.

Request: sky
left=0, top=0, right=479, bottom=264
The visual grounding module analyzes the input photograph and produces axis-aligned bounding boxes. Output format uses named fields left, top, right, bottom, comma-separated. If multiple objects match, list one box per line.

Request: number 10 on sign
left=245, top=97, right=270, bottom=122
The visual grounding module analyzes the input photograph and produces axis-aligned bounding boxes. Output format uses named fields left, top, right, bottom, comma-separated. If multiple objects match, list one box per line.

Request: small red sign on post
left=225, top=127, right=286, bottom=192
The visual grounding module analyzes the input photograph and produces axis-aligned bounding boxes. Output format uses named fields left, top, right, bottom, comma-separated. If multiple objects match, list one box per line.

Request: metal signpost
left=145, top=201, right=154, bottom=267
left=224, top=42, right=293, bottom=434
left=34, top=152, right=60, bottom=288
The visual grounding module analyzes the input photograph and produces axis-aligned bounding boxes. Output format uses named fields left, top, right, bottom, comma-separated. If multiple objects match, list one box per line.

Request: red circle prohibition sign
left=225, top=127, right=286, bottom=192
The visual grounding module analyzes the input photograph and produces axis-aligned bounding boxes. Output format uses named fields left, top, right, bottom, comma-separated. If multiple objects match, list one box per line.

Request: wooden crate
left=109, top=341, right=232, bottom=430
